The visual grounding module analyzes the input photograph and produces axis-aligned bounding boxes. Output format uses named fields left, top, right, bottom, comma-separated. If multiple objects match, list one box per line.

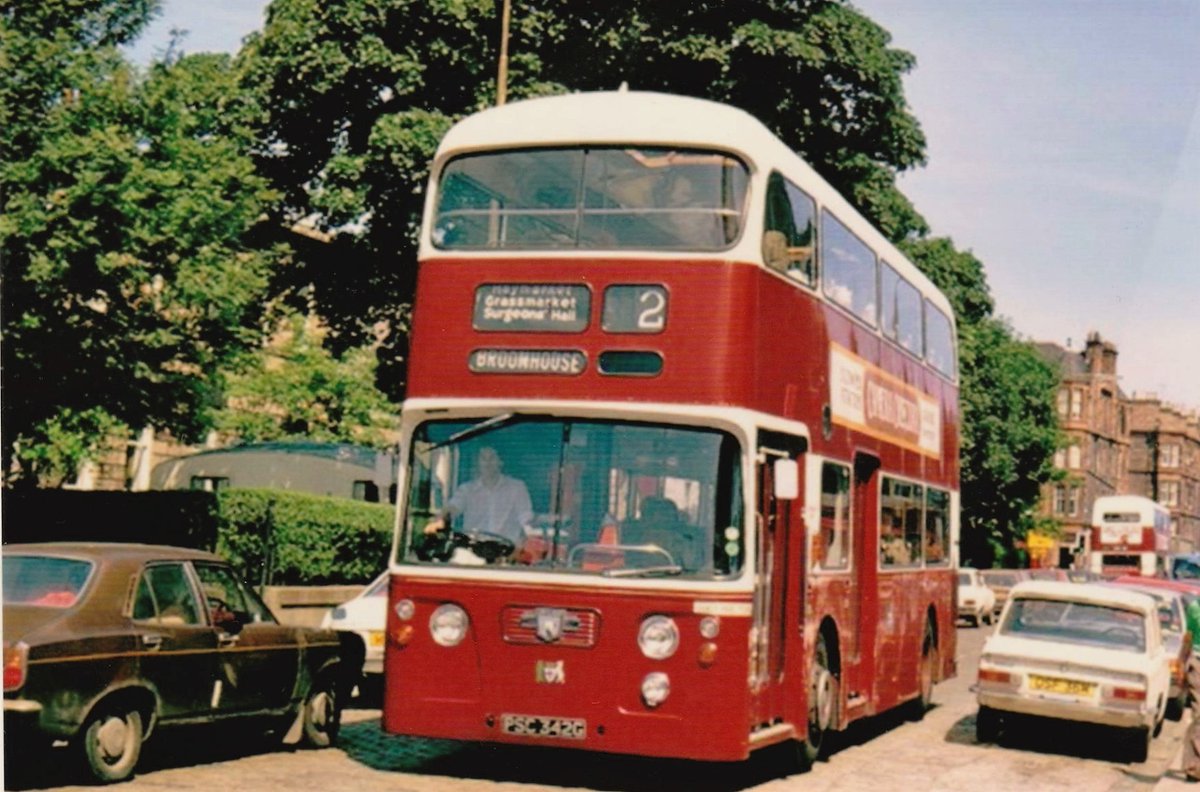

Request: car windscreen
left=1000, top=597, right=1147, bottom=653
left=984, top=573, right=1018, bottom=587
left=957, top=573, right=971, bottom=586
left=2, top=555, right=94, bottom=607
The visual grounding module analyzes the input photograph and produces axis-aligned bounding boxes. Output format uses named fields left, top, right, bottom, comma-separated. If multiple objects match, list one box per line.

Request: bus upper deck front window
left=432, top=148, right=750, bottom=251
left=399, top=419, right=744, bottom=579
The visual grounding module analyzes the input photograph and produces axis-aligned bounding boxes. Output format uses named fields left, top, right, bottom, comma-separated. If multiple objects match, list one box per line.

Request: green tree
left=903, top=239, right=1061, bottom=566
left=238, top=0, right=929, bottom=393
left=213, top=311, right=397, bottom=447
left=1, top=16, right=283, bottom=485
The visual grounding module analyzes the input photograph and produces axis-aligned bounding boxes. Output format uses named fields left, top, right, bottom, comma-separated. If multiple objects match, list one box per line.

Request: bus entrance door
left=750, top=440, right=803, bottom=735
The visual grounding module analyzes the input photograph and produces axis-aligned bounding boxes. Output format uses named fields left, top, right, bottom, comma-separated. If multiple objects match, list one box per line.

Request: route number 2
left=602, top=285, right=668, bottom=333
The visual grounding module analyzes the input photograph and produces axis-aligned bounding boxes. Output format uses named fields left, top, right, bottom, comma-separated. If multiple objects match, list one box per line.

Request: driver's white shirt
left=448, top=475, right=533, bottom=542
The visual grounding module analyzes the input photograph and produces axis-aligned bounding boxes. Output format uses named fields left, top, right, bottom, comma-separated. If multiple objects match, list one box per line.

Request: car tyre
left=80, top=705, right=143, bottom=783
left=301, top=675, right=341, bottom=748
left=1127, top=725, right=1153, bottom=763
left=975, top=705, right=1000, bottom=743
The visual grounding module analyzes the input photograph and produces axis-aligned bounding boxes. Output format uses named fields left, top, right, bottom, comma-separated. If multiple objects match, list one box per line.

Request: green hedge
left=215, top=488, right=395, bottom=586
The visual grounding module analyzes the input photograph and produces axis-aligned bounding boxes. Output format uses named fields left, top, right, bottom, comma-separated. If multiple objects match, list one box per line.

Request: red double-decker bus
left=383, top=91, right=960, bottom=768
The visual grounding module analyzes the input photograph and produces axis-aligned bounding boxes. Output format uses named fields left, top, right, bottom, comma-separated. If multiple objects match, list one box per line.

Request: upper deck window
left=820, top=211, right=877, bottom=326
left=924, top=300, right=957, bottom=378
left=880, top=262, right=923, bottom=356
left=433, top=147, right=749, bottom=251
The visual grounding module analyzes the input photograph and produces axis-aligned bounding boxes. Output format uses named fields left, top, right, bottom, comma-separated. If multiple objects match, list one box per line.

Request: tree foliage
left=213, top=311, right=397, bottom=448
left=2, top=3, right=283, bottom=484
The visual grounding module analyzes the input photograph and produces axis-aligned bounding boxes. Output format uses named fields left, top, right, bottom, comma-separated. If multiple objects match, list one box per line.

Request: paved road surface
left=6, top=626, right=1188, bottom=791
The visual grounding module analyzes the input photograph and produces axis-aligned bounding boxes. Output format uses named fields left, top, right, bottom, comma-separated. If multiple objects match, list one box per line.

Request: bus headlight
left=429, top=604, right=469, bottom=647
left=641, top=672, right=671, bottom=707
left=638, top=616, right=679, bottom=659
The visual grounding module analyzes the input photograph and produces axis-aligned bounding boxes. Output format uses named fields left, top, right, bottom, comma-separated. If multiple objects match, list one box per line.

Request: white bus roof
left=427, top=90, right=953, bottom=322
left=1093, top=494, right=1169, bottom=515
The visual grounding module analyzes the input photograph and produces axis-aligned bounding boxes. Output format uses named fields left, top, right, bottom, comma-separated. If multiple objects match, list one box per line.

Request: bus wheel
left=800, top=633, right=836, bottom=767
left=907, top=620, right=937, bottom=721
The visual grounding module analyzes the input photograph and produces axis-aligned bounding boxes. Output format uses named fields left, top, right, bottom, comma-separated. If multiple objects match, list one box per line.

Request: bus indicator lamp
left=698, top=642, right=718, bottom=667
left=390, top=624, right=415, bottom=648
left=430, top=603, right=469, bottom=647
left=641, top=672, right=671, bottom=707
left=638, top=616, right=679, bottom=659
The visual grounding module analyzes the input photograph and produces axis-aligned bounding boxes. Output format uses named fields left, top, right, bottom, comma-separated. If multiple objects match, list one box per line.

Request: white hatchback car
left=976, top=581, right=1170, bottom=762
left=958, top=567, right=997, bottom=627
left=321, top=572, right=388, bottom=677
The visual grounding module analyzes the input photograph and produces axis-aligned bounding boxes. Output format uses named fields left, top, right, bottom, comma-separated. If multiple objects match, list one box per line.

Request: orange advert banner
left=829, top=344, right=941, bottom=459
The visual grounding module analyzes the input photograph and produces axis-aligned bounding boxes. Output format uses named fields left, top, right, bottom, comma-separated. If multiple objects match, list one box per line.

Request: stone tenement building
left=1127, top=395, right=1200, bottom=551
left=1033, top=332, right=1131, bottom=567
left=1034, top=331, right=1200, bottom=566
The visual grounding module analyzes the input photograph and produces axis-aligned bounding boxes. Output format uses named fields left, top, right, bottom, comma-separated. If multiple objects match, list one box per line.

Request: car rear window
left=1001, top=597, right=1146, bottom=652
left=2, top=555, right=94, bottom=607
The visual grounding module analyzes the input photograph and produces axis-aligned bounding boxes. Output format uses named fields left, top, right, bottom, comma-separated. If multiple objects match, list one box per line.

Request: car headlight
left=330, top=606, right=347, bottom=621
left=429, top=603, right=469, bottom=647
left=638, top=615, right=679, bottom=660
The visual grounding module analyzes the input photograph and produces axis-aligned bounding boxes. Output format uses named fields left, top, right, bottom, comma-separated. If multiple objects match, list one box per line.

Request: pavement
left=1157, top=713, right=1197, bottom=790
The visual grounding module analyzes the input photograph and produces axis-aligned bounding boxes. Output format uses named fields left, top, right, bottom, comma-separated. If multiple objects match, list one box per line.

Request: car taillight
left=977, top=667, right=1019, bottom=689
left=1105, top=685, right=1147, bottom=702
left=4, top=643, right=28, bottom=691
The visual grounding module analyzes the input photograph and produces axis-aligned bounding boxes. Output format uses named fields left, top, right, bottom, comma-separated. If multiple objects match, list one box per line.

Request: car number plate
left=1029, top=674, right=1095, bottom=696
left=501, top=714, right=586, bottom=740
left=368, top=630, right=385, bottom=647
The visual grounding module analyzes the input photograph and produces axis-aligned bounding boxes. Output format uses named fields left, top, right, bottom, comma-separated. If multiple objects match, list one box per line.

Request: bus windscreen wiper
left=428, top=413, right=517, bottom=450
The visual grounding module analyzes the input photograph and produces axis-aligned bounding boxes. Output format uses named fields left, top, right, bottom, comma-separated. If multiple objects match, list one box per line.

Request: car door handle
left=218, top=633, right=240, bottom=647
left=141, top=634, right=163, bottom=649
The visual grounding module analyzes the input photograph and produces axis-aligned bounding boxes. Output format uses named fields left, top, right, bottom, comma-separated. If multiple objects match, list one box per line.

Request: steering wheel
left=462, top=531, right=516, bottom=562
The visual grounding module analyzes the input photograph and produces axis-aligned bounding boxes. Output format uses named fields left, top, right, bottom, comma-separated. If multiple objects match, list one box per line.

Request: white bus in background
left=1089, top=494, right=1172, bottom=577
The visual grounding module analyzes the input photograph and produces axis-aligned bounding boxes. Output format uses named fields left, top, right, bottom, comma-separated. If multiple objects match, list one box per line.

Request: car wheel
left=80, top=705, right=143, bottom=783
left=1127, top=725, right=1153, bottom=763
left=301, top=675, right=341, bottom=748
left=799, top=632, right=837, bottom=768
left=975, top=705, right=1000, bottom=743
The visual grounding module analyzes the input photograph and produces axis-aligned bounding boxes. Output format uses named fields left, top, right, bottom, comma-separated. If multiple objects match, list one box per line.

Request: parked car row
left=2, top=543, right=365, bottom=784
left=975, top=574, right=1200, bottom=764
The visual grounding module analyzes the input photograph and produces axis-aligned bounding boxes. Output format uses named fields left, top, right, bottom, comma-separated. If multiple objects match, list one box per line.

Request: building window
left=1069, top=388, right=1084, bottom=419
left=1162, top=443, right=1181, bottom=468
left=1054, top=449, right=1066, bottom=469
left=1067, top=446, right=1081, bottom=470
left=1161, top=481, right=1180, bottom=508
left=1057, top=389, right=1069, bottom=418
left=1053, top=485, right=1081, bottom=517
left=190, top=476, right=229, bottom=492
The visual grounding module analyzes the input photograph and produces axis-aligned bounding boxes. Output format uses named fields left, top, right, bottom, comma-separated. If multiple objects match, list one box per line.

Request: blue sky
left=127, top=0, right=1200, bottom=408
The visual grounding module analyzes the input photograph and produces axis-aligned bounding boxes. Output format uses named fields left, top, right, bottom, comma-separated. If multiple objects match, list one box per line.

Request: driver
left=442, top=446, right=533, bottom=546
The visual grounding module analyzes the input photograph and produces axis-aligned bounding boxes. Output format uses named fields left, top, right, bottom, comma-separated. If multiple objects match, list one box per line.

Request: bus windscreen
left=433, top=147, right=749, bottom=251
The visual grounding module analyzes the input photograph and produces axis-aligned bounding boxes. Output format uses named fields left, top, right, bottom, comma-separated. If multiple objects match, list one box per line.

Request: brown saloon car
left=3, top=543, right=359, bottom=783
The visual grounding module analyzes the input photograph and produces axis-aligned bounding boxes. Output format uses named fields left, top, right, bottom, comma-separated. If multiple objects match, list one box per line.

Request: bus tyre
left=975, top=706, right=1000, bottom=743
left=800, top=633, right=836, bottom=767
left=80, top=704, right=143, bottom=783
left=907, top=620, right=936, bottom=721
left=301, top=675, right=341, bottom=748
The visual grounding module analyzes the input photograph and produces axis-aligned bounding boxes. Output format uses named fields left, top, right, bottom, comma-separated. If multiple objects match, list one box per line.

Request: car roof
left=1114, top=576, right=1200, bottom=594
left=2, top=542, right=222, bottom=564
left=1009, top=580, right=1157, bottom=613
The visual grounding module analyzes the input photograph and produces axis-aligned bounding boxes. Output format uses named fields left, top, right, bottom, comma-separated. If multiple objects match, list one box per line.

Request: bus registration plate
left=501, top=714, right=586, bottom=740
left=1029, top=675, right=1094, bottom=696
